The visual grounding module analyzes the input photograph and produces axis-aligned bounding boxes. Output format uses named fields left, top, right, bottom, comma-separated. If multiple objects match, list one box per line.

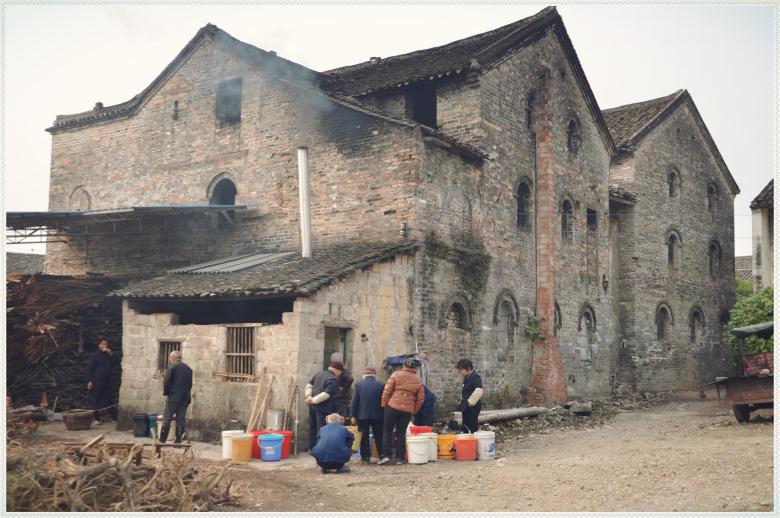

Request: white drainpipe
left=297, top=147, right=312, bottom=258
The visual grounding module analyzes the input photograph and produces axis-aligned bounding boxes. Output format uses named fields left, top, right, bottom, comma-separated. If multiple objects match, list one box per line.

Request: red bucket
left=250, top=430, right=272, bottom=459
left=410, top=425, right=433, bottom=436
left=279, top=430, right=293, bottom=459
left=455, top=434, right=477, bottom=461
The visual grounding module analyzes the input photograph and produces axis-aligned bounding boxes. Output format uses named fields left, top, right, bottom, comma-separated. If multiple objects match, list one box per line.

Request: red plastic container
left=279, top=430, right=293, bottom=459
left=454, top=434, right=477, bottom=461
left=250, top=430, right=272, bottom=459
left=410, top=425, right=433, bottom=436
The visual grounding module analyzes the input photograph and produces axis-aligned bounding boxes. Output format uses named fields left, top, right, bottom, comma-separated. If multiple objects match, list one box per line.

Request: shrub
left=725, top=287, right=773, bottom=354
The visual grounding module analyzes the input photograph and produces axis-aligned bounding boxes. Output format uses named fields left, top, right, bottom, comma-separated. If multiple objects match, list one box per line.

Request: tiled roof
left=601, top=91, right=683, bottom=148
left=735, top=255, right=753, bottom=283
left=113, top=240, right=419, bottom=299
left=6, top=253, right=45, bottom=275
left=325, top=7, right=557, bottom=96
left=750, top=179, right=773, bottom=210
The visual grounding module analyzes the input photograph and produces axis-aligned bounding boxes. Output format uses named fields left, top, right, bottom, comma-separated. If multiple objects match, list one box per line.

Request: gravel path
left=223, top=396, right=773, bottom=512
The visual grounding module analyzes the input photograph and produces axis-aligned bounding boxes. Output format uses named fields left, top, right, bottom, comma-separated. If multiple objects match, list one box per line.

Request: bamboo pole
left=245, top=367, right=266, bottom=433
left=252, top=374, right=274, bottom=431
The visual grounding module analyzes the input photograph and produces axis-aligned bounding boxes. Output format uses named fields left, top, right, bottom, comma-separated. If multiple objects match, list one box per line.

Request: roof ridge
left=602, top=89, right=684, bottom=113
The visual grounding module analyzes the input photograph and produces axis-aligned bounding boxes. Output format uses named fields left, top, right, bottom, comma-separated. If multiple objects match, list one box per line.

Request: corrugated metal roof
left=169, top=251, right=296, bottom=274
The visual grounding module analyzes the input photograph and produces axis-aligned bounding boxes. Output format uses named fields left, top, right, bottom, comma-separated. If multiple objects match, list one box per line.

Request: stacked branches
left=6, top=274, right=122, bottom=410
left=6, top=443, right=242, bottom=512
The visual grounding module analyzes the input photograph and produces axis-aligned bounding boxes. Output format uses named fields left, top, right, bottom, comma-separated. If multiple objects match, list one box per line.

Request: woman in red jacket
left=378, top=358, right=425, bottom=465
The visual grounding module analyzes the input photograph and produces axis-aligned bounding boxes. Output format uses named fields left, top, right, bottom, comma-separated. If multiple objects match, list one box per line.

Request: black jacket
left=163, top=362, right=193, bottom=402
left=88, top=350, right=113, bottom=382
left=459, top=370, right=483, bottom=413
left=309, top=369, right=339, bottom=413
left=332, top=368, right=354, bottom=405
left=350, top=376, right=385, bottom=421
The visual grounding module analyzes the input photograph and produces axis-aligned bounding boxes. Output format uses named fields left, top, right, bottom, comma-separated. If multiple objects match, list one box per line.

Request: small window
left=497, top=301, right=516, bottom=350
left=690, top=309, right=704, bottom=344
left=210, top=178, right=238, bottom=228
left=216, top=78, right=242, bottom=124
left=667, top=169, right=680, bottom=197
left=173, top=100, right=179, bottom=121
left=657, top=306, right=671, bottom=341
left=707, top=183, right=719, bottom=212
left=708, top=241, right=721, bottom=277
left=567, top=118, right=581, bottom=154
left=554, top=302, right=562, bottom=337
left=667, top=233, right=679, bottom=267
left=226, top=327, right=255, bottom=381
left=158, top=341, right=181, bottom=376
left=447, top=303, right=467, bottom=330
left=409, top=81, right=436, bottom=127
left=561, top=199, right=574, bottom=239
left=517, top=182, right=532, bottom=230
left=586, top=208, right=598, bottom=233
left=578, top=307, right=596, bottom=362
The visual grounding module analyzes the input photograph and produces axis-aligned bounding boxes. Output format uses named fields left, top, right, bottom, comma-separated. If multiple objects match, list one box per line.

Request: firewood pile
left=6, top=441, right=242, bottom=512
left=6, top=274, right=122, bottom=410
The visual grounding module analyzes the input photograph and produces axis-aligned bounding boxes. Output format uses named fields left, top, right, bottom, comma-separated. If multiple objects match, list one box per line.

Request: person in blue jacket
left=413, top=384, right=437, bottom=427
left=311, top=413, right=355, bottom=474
left=350, top=366, right=385, bottom=463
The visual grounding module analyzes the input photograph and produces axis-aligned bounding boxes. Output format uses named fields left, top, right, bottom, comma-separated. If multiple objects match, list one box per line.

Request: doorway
left=323, top=327, right=353, bottom=372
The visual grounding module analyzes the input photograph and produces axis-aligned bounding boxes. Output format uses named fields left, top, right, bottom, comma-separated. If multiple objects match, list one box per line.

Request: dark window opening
left=667, top=233, right=679, bottom=267
left=226, top=326, right=255, bottom=381
left=586, top=208, right=597, bottom=233
left=561, top=199, right=574, bottom=239
left=657, top=306, right=670, bottom=341
left=709, top=241, right=721, bottom=277
left=158, top=341, right=181, bottom=376
left=130, top=297, right=295, bottom=325
left=517, top=182, right=531, bottom=230
left=447, top=303, right=467, bottom=330
left=173, top=100, right=179, bottom=121
left=707, top=184, right=719, bottom=212
left=567, top=119, right=580, bottom=154
left=578, top=309, right=595, bottom=361
left=216, top=78, right=242, bottom=124
left=690, top=310, right=704, bottom=344
left=210, top=178, right=237, bottom=228
left=668, top=170, right=679, bottom=197
left=554, top=302, right=562, bottom=338
left=408, top=81, right=437, bottom=127
left=323, top=327, right=352, bottom=372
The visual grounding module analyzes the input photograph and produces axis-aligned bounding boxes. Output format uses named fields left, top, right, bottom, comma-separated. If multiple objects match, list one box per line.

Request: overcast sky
left=3, top=3, right=775, bottom=257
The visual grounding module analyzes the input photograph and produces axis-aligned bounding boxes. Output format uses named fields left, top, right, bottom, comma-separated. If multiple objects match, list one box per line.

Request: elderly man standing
left=305, top=361, right=343, bottom=450
left=160, top=350, right=193, bottom=443
left=87, top=339, right=117, bottom=424
left=350, top=366, right=385, bottom=463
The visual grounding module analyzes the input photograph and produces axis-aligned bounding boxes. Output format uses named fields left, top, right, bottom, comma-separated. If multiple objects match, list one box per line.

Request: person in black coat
left=456, top=358, right=483, bottom=434
left=160, top=350, right=193, bottom=443
left=87, top=339, right=117, bottom=424
left=349, top=366, right=385, bottom=463
left=305, top=361, right=342, bottom=449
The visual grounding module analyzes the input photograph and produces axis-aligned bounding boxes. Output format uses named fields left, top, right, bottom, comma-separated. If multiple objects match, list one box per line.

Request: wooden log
left=245, top=367, right=266, bottom=433
left=254, top=374, right=275, bottom=431
left=449, top=406, right=548, bottom=425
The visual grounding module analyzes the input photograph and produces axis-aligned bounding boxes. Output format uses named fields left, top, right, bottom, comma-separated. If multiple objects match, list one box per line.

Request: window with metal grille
left=158, top=341, right=181, bottom=376
left=226, top=327, right=255, bottom=381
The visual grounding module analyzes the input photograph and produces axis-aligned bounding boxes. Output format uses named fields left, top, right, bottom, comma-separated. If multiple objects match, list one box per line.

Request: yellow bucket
left=231, top=434, right=253, bottom=462
left=437, top=434, right=456, bottom=459
left=346, top=426, right=359, bottom=452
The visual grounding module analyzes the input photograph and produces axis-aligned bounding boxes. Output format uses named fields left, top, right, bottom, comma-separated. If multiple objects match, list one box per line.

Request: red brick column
left=528, top=71, right=567, bottom=406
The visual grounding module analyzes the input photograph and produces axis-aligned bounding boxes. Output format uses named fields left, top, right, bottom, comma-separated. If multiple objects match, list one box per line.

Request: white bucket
left=475, top=430, right=496, bottom=460
left=156, top=415, right=175, bottom=441
left=407, top=436, right=430, bottom=464
left=418, top=432, right=438, bottom=462
left=221, top=430, right=244, bottom=460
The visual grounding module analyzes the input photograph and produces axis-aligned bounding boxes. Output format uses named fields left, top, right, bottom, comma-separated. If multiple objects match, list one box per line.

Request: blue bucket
left=260, top=433, right=284, bottom=462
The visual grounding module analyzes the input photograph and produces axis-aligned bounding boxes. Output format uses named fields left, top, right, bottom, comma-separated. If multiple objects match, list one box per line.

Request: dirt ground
left=221, top=396, right=774, bottom=513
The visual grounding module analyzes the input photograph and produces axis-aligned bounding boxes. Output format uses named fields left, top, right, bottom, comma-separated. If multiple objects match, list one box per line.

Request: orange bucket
left=454, top=433, right=477, bottom=461
left=437, top=434, right=456, bottom=459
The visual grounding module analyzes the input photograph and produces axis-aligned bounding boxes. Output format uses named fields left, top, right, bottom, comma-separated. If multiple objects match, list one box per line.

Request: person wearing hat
left=329, top=352, right=354, bottom=419
left=350, top=366, right=385, bottom=463
left=305, top=361, right=343, bottom=450
left=378, top=357, right=425, bottom=465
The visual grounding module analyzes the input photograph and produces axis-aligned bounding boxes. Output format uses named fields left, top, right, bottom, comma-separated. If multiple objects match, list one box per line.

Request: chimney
left=297, top=147, right=312, bottom=258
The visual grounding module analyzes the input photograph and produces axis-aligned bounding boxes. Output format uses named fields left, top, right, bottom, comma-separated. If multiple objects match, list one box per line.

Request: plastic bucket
left=410, top=425, right=433, bottom=436
left=407, top=436, right=429, bottom=464
left=148, top=415, right=158, bottom=438
left=133, top=414, right=149, bottom=437
left=475, top=430, right=496, bottom=460
left=260, top=433, right=284, bottom=462
left=265, top=409, right=285, bottom=430
left=437, top=434, right=456, bottom=460
left=369, top=433, right=380, bottom=459
left=156, top=415, right=175, bottom=441
left=455, top=433, right=477, bottom=461
left=418, top=432, right=438, bottom=461
left=231, top=434, right=253, bottom=462
left=250, top=430, right=272, bottom=459
left=221, top=430, right=244, bottom=460
left=279, top=430, right=293, bottom=459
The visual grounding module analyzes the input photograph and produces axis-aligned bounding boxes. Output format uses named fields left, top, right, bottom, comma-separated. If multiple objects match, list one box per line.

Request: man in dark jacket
left=160, top=350, right=193, bottom=443
left=350, top=366, right=385, bottom=463
left=311, top=413, right=354, bottom=474
left=457, top=358, right=483, bottom=433
left=329, top=352, right=353, bottom=418
left=305, top=361, right=342, bottom=449
left=413, top=385, right=437, bottom=427
left=87, top=339, right=117, bottom=424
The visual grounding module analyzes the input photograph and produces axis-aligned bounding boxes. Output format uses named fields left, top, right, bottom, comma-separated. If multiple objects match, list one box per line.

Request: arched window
left=578, top=306, right=596, bottom=362
left=707, top=183, right=720, bottom=212
left=496, top=301, right=516, bottom=350
left=667, top=169, right=680, bottom=197
left=656, top=305, right=672, bottom=341
left=447, top=303, right=467, bottom=330
left=708, top=241, right=722, bottom=277
left=567, top=118, right=581, bottom=155
left=689, top=308, right=705, bottom=344
left=554, top=302, right=562, bottom=338
left=667, top=232, right=681, bottom=268
left=209, top=177, right=238, bottom=228
left=561, top=199, right=573, bottom=239
left=517, top=182, right=531, bottom=230
left=69, top=186, right=91, bottom=211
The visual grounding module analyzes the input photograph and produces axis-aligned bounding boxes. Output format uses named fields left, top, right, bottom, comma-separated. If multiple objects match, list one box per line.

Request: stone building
left=751, top=179, right=773, bottom=291
left=8, top=7, right=739, bottom=439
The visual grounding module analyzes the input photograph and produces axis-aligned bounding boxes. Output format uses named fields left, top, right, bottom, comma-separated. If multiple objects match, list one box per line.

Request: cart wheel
left=732, top=404, right=750, bottom=423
